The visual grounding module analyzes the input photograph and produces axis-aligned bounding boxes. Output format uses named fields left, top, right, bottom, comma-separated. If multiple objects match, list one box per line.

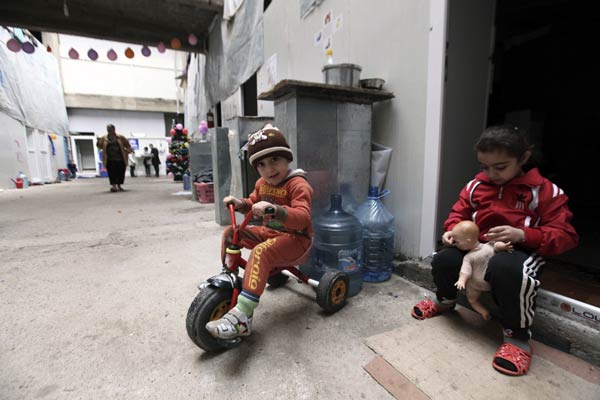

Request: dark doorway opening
left=488, top=0, right=600, bottom=305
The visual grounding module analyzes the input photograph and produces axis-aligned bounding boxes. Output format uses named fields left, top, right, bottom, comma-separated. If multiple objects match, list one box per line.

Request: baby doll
left=451, top=220, right=513, bottom=320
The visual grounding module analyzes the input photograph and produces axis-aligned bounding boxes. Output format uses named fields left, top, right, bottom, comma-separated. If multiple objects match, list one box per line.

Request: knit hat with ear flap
left=247, top=124, right=293, bottom=168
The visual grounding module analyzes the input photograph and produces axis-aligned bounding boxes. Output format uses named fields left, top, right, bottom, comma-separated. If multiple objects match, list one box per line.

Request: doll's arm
left=493, top=241, right=513, bottom=253
left=455, top=259, right=473, bottom=290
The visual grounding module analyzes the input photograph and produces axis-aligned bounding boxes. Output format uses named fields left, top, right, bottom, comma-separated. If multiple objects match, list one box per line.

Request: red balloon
left=169, top=128, right=176, bottom=135
left=182, top=128, right=188, bottom=134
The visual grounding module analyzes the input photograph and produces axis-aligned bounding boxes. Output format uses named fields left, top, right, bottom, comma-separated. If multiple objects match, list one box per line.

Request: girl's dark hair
left=474, top=124, right=533, bottom=161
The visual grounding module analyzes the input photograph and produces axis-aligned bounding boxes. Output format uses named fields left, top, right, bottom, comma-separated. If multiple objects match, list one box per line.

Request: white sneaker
left=205, top=308, right=252, bottom=339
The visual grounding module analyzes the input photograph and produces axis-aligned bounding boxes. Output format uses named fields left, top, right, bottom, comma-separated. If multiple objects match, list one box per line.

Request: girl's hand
left=252, top=201, right=274, bottom=217
left=485, top=225, right=525, bottom=244
left=223, top=196, right=242, bottom=209
left=442, top=230, right=455, bottom=246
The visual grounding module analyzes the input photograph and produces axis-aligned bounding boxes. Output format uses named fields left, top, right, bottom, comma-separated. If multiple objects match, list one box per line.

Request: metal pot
left=359, top=78, right=385, bottom=90
left=322, top=63, right=362, bottom=87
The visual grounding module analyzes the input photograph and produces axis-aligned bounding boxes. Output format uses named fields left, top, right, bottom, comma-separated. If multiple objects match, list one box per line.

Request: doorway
left=487, top=0, right=599, bottom=305
left=25, top=127, right=53, bottom=184
left=71, top=136, right=98, bottom=175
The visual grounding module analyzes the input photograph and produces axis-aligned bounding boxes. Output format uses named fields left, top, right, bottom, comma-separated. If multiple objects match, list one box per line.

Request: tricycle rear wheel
left=316, top=270, right=349, bottom=313
left=186, top=286, right=233, bottom=352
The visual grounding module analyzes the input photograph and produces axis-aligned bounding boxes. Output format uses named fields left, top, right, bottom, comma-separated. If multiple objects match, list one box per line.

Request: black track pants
left=431, top=246, right=544, bottom=336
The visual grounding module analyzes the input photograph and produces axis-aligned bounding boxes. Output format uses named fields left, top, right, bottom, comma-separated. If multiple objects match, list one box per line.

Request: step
left=393, top=259, right=600, bottom=367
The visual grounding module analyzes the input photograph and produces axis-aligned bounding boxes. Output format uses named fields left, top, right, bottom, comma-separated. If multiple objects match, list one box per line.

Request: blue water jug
left=183, top=173, right=191, bottom=190
left=354, top=186, right=395, bottom=282
left=311, top=193, right=363, bottom=297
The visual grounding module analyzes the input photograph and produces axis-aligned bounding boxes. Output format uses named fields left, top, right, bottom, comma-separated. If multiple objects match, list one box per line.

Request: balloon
left=157, top=42, right=166, bottom=53
left=188, top=33, right=198, bottom=46
left=170, top=38, right=181, bottom=49
left=182, top=128, right=188, bottom=135
left=125, top=47, right=134, bottom=59
left=200, top=120, right=208, bottom=127
left=7, top=38, right=21, bottom=52
left=46, top=45, right=52, bottom=52
left=68, top=48, right=79, bottom=59
left=50, top=134, right=57, bottom=140
left=166, top=137, right=172, bottom=143
left=200, top=126, right=208, bottom=134
left=22, top=42, right=35, bottom=54
left=87, top=49, right=98, bottom=61
left=107, top=49, right=117, bottom=61
left=175, top=123, right=183, bottom=130
left=170, top=128, right=176, bottom=135
left=141, top=45, right=151, bottom=57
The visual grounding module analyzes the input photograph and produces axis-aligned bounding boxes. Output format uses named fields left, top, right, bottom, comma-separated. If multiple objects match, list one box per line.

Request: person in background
left=67, top=159, right=78, bottom=179
left=96, top=124, right=133, bottom=192
left=128, top=151, right=137, bottom=177
left=411, top=125, right=578, bottom=376
left=149, top=143, right=160, bottom=177
left=142, top=146, right=152, bottom=177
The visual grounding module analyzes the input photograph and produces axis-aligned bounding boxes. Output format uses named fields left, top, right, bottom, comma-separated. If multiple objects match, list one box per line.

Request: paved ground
left=0, top=177, right=423, bottom=400
left=1, top=177, right=597, bottom=400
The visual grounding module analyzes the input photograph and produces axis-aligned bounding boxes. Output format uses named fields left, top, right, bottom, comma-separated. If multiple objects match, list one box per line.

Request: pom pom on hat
left=247, top=124, right=293, bottom=168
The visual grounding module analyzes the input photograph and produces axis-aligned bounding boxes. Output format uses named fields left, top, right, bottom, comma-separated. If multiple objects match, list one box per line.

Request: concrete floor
left=0, top=177, right=425, bottom=400
left=2, top=177, right=597, bottom=400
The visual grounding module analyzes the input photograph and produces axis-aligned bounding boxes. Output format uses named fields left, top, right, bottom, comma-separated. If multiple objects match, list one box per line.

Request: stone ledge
left=393, top=258, right=600, bottom=367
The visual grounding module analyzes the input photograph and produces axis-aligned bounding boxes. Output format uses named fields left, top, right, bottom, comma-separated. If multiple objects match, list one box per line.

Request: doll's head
left=452, top=221, right=480, bottom=251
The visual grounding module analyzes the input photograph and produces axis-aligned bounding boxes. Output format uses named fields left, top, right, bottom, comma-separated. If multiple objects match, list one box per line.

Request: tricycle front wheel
left=316, top=270, right=349, bottom=313
left=186, top=286, right=233, bottom=352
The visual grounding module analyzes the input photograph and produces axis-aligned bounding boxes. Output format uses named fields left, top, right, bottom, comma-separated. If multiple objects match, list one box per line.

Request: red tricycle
left=186, top=204, right=350, bottom=351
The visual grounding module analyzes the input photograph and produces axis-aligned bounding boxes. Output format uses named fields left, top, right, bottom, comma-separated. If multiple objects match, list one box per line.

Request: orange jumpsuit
left=221, top=169, right=313, bottom=297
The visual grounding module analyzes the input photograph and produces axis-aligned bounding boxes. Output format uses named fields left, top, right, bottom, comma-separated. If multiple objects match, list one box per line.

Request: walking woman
left=97, top=124, right=133, bottom=192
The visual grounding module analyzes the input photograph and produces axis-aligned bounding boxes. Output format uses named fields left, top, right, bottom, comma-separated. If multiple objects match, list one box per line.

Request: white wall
left=68, top=108, right=170, bottom=175
left=58, top=35, right=185, bottom=101
left=68, top=108, right=166, bottom=137
left=0, top=113, right=28, bottom=189
left=263, top=0, right=431, bottom=257
left=0, top=112, right=70, bottom=189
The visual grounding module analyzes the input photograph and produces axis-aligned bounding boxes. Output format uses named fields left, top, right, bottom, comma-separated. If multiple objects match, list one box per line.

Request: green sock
left=235, top=293, right=259, bottom=317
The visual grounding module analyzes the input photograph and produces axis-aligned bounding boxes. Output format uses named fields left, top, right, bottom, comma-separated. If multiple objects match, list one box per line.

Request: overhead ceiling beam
left=0, top=0, right=224, bottom=53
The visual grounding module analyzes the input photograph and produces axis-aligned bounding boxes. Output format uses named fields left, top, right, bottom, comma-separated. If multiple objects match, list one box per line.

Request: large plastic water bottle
left=354, top=186, right=395, bottom=282
left=183, top=173, right=191, bottom=191
left=311, top=194, right=363, bottom=297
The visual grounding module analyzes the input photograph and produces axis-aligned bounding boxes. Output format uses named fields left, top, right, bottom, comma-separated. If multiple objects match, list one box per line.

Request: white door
left=436, top=0, right=496, bottom=235
left=26, top=128, right=53, bottom=184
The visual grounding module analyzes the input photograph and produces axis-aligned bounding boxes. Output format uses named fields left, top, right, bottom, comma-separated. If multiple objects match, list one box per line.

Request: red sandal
left=411, top=299, right=452, bottom=320
left=492, top=342, right=533, bottom=376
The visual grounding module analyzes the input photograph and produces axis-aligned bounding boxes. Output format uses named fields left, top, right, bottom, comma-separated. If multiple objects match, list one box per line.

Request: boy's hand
left=454, top=280, right=466, bottom=290
left=252, top=201, right=274, bottom=217
left=223, top=196, right=242, bottom=209
left=442, top=231, right=455, bottom=246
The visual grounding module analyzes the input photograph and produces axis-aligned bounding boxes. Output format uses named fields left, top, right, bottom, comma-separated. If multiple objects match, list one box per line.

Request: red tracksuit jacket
left=444, top=168, right=578, bottom=256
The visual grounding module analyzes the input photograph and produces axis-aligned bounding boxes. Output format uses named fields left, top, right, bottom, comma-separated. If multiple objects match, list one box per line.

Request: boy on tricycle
left=205, top=124, right=314, bottom=340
